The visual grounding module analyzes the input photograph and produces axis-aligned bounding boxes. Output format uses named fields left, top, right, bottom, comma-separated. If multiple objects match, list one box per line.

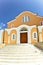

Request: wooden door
left=20, top=33, right=28, bottom=43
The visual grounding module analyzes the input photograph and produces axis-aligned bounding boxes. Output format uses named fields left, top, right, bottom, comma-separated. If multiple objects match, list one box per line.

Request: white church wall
left=0, top=30, right=3, bottom=44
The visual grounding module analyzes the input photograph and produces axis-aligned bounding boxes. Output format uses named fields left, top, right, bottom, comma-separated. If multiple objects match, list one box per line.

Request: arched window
left=32, top=32, right=37, bottom=39
left=12, top=34, right=16, bottom=40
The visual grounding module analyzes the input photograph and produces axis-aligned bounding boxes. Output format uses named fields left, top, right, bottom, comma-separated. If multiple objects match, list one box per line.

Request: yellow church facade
left=0, top=11, right=43, bottom=45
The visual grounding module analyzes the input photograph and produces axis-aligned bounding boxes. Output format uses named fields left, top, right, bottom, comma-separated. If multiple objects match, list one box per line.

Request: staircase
left=0, top=44, right=43, bottom=63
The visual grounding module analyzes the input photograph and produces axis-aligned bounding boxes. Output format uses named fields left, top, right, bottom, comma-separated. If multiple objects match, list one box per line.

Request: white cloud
left=3, top=24, right=5, bottom=26
left=0, top=22, right=6, bottom=29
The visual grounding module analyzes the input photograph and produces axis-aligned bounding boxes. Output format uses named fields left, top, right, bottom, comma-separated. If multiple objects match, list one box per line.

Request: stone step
left=0, top=57, right=43, bottom=63
left=0, top=44, right=42, bottom=63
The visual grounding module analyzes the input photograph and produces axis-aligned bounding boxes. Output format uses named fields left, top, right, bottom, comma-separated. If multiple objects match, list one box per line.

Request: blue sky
left=0, top=0, right=43, bottom=29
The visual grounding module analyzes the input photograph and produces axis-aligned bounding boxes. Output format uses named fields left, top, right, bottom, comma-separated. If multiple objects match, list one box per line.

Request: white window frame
left=27, top=16, right=30, bottom=22
left=22, top=16, right=30, bottom=22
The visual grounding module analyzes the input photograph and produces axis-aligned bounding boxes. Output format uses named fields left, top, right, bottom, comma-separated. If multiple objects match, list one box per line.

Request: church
left=0, top=11, right=43, bottom=45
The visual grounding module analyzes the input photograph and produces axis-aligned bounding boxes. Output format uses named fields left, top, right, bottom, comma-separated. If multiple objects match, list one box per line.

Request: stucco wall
left=7, top=11, right=43, bottom=28
left=5, top=28, right=17, bottom=45
left=0, top=25, right=43, bottom=45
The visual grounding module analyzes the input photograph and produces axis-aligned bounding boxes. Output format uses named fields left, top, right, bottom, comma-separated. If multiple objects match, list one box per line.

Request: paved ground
left=0, top=44, right=43, bottom=64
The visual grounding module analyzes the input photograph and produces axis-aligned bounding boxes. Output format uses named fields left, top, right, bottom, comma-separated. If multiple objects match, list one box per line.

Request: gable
left=7, top=11, right=43, bottom=28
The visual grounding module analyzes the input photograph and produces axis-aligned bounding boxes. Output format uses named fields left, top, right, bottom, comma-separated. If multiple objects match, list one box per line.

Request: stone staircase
left=0, top=44, right=43, bottom=63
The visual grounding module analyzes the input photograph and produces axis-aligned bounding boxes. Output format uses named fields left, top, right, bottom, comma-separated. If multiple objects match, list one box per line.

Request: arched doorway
left=20, top=27, right=28, bottom=43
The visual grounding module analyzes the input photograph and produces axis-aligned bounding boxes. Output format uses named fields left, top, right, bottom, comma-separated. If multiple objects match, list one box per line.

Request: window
left=32, top=32, right=37, bottom=39
left=11, top=24, right=14, bottom=28
left=22, top=16, right=30, bottom=22
left=34, top=33, right=37, bottom=38
left=12, top=34, right=16, bottom=40
left=40, top=21, right=43, bottom=25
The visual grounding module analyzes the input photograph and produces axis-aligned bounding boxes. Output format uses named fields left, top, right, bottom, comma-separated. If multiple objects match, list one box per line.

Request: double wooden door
left=20, top=32, right=28, bottom=43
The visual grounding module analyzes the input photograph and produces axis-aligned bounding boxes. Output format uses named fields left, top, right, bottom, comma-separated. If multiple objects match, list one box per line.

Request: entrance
left=20, top=32, right=28, bottom=43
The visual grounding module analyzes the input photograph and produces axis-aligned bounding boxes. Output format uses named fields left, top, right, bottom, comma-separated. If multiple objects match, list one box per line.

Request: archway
left=20, top=27, right=28, bottom=43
